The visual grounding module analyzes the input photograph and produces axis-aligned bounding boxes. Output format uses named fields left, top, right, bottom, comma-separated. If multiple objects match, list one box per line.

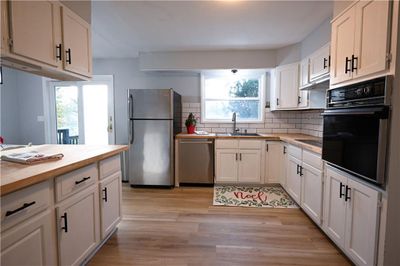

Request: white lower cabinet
left=215, top=140, right=262, bottom=184
left=301, top=163, right=323, bottom=225
left=238, top=149, right=261, bottom=183
left=264, top=141, right=285, bottom=184
left=100, top=172, right=122, bottom=238
left=215, top=149, right=238, bottom=182
left=1, top=210, right=57, bottom=266
left=57, top=185, right=100, bottom=266
left=323, top=166, right=380, bottom=266
left=286, top=154, right=302, bottom=204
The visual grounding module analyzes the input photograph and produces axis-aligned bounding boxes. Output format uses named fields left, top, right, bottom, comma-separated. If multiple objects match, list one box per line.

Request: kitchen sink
left=295, top=139, right=323, bottom=148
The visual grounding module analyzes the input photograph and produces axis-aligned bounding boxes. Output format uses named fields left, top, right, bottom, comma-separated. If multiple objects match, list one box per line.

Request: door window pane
left=55, top=86, right=79, bottom=144
left=82, top=84, right=109, bottom=145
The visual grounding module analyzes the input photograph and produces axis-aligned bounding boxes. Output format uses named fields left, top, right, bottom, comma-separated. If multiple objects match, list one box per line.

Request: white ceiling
left=92, top=1, right=333, bottom=59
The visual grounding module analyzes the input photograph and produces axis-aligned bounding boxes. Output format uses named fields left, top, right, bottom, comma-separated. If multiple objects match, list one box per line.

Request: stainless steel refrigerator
left=128, top=89, right=182, bottom=186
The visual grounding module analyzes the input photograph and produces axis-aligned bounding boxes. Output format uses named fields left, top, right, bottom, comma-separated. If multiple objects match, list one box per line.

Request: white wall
left=0, top=67, right=45, bottom=145
left=93, top=58, right=200, bottom=145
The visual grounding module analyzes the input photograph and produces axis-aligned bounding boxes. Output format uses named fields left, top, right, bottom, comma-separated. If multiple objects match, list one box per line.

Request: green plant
left=185, top=113, right=197, bottom=127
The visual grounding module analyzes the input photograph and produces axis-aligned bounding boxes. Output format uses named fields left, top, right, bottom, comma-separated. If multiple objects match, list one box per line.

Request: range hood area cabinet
left=300, top=43, right=331, bottom=90
left=330, top=0, right=393, bottom=86
left=0, top=0, right=92, bottom=80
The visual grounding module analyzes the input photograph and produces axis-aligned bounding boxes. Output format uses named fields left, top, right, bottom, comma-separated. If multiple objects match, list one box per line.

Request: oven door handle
left=322, top=107, right=389, bottom=119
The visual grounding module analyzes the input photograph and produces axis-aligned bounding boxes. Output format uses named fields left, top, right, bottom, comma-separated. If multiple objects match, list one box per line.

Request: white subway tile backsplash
left=181, top=102, right=323, bottom=137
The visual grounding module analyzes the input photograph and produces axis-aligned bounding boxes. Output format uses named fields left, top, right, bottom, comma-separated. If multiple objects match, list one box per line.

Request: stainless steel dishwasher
left=178, top=138, right=214, bottom=185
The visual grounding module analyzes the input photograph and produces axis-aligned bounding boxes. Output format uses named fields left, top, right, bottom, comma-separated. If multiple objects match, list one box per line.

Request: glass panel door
left=55, top=86, right=80, bottom=144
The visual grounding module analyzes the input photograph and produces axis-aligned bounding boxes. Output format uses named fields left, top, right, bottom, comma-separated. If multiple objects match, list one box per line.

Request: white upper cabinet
left=61, top=6, right=92, bottom=77
left=309, top=43, right=330, bottom=81
left=299, top=58, right=310, bottom=88
left=330, top=0, right=392, bottom=85
left=275, top=63, right=300, bottom=109
left=331, top=7, right=356, bottom=85
left=1, top=0, right=92, bottom=80
left=353, top=0, right=391, bottom=79
left=8, top=0, right=62, bottom=67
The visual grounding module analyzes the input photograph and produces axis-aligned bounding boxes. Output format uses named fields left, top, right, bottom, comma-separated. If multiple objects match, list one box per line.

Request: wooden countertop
left=176, top=133, right=322, bottom=154
left=0, top=144, right=128, bottom=196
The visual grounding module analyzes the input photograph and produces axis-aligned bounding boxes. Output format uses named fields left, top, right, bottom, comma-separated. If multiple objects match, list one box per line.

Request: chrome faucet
left=232, top=112, right=239, bottom=135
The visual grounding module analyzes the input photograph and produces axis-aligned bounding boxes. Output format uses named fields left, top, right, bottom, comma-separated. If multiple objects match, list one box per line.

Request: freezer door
left=130, top=89, right=173, bottom=119
left=129, top=120, right=173, bottom=186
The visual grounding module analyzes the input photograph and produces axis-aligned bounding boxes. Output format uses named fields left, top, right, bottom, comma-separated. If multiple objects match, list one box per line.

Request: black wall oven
left=322, top=76, right=392, bottom=186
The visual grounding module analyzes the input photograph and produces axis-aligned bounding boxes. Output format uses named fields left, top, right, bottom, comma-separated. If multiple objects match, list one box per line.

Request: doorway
left=45, top=75, right=115, bottom=145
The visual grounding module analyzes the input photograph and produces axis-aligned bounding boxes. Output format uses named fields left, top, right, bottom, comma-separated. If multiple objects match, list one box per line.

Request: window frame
left=200, top=72, right=266, bottom=123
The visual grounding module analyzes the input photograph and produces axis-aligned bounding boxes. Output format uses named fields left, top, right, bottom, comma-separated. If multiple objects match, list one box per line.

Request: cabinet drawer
left=239, top=140, right=262, bottom=150
left=1, top=180, right=51, bottom=231
left=288, top=144, right=302, bottom=159
left=55, top=164, right=97, bottom=202
left=99, top=155, right=121, bottom=180
left=215, top=139, right=239, bottom=149
left=303, top=149, right=322, bottom=170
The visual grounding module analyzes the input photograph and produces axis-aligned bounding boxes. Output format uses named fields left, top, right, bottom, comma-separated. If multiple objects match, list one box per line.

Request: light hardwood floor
left=89, top=185, right=350, bottom=266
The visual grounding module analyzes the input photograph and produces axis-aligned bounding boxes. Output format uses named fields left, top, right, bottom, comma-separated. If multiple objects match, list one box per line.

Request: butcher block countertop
left=0, top=144, right=128, bottom=196
left=176, top=133, right=322, bottom=154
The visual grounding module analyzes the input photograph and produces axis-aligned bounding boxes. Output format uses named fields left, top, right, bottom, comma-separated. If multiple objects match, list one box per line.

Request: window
left=201, top=71, right=265, bottom=123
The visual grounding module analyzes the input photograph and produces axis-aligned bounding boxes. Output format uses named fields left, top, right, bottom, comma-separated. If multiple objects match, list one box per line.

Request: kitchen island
left=0, top=144, right=128, bottom=266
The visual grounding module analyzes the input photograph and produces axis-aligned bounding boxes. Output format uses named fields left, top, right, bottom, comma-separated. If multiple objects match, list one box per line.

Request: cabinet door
left=286, top=155, right=302, bottom=204
left=238, top=149, right=261, bottom=183
left=298, top=90, right=309, bottom=108
left=301, top=163, right=323, bottom=225
left=299, top=58, right=310, bottom=88
left=345, top=178, right=379, bottom=266
left=265, top=142, right=283, bottom=183
left=100, top=172, right=121, bottom=239
left=330, top=6, right=356, bottom=85
left=353, top=0, right=390, bottom=79
left=281, top=145, right=288, bottom=188
left=309, top=43, right=330, bottom=81
left=1, top=211, right=56, bottom=266
left=323, top=167, right=347, bottom=248
left=275, top=63, right=299, bottom=109
left=8, top=1, right=61, bottom=67
left=57, top=186, right=100, bottom=266
left=215, top=149, right=238, bottom=183
left=62, top=6, right=92, bottom=77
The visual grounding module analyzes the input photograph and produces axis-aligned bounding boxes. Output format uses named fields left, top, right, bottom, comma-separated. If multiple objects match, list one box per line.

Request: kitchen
left=0, top=0, right=400, bottom=266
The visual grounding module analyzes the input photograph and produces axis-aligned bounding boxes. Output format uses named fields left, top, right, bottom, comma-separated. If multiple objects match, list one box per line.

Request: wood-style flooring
left=88, top=185, right=350, bottom=266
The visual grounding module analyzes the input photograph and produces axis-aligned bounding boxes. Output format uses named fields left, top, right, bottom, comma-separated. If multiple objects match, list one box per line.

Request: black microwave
left=322, top=76, right=392, bottom=186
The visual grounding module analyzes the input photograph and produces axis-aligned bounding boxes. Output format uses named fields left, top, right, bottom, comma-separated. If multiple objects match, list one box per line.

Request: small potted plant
left=185, top=113, right=197, bottom=134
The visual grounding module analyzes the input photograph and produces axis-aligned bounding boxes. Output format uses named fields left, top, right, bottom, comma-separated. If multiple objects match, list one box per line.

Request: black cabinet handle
left=235, top=153, right=238, bottom=161
left=283, top=146, right=286, bottom=154
left=266, top=144, right=269, bottom=152
left=276, top=98, right=279, bottom=106
left=299, top=166, right=304, bottom=176
left=351, top=54, right=358, bottom=72
left=323, top=57, right=328, bottom=69
left=298, top=96, right=301, bottom=105
left=75, top=176, right=90, bottom=185
left=339, top=182, right=345, bottom=198
left=5, top=201, right=36, bottom=217
left=61, top=212, right=68, bottom=233
left=102, top=187, right=108, bottom=202
left=345, top=56, right=351, bottom=74
left=296, top=164, right=300, bottom=175
left=239, top=153, right=242, bottom=161
left=328, top=55, right=331, bottom=67
left=56, top=44, right=62, bottom=60
left=345, top=185, right=351, bottom=202
left=66, top=48, right=72, bottom=64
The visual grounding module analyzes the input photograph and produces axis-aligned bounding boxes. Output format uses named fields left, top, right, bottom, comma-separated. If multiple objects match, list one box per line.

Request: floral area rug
left=213, top=185, right=298, bottom=208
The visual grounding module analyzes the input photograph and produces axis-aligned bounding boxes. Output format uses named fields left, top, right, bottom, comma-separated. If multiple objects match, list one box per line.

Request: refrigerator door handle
left=128, top=93, right=134, bottom=118
left=129, top=119, right=134, bottom=144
